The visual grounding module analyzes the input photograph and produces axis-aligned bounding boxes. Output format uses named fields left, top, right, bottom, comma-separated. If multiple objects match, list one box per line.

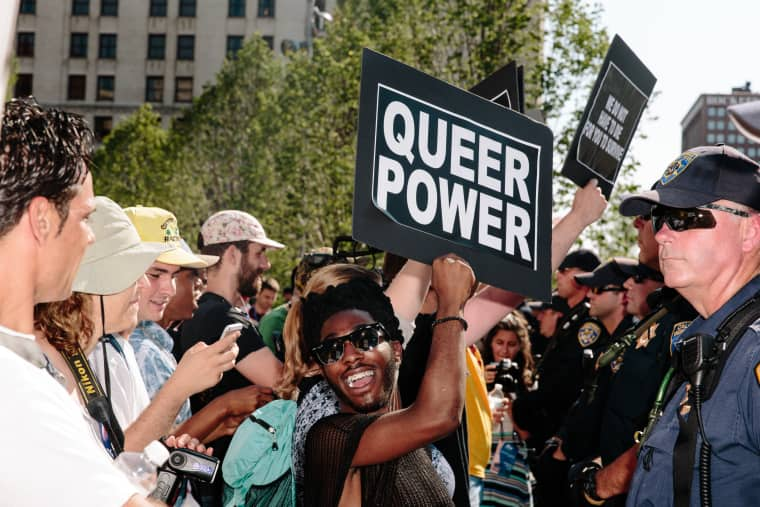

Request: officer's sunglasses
left=310, top=322, right=389, bottom=365
left=650, top=203, right=750, bottom=234
left=589, top=285, right=625, bottom=295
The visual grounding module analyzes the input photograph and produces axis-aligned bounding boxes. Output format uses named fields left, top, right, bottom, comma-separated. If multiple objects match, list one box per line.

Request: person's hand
left=431, top=254, right=476, bottom=314
left=163, top=433, right=214, bottom=456
left=172, top=328, right=240, bottom=397
left=571, top=178, right=607, bottom=228
left=221, top=385, right=275, bottom=418
left=484, top=363, right=497, bottom=385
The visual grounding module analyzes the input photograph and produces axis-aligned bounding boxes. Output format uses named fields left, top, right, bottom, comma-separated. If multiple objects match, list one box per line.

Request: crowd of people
left=4, top=96, right=760, bottom=507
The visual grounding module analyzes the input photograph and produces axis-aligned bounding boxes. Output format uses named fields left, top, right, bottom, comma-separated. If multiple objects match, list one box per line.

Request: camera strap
left=60, top=342, right=125, bottom=456
left=672, top=289, right=760, bottom=507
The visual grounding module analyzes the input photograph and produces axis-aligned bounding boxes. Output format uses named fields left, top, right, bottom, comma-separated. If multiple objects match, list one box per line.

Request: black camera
left=150, top=448, right=220, bottom=504
left=490, top=358, right=521, bottom=393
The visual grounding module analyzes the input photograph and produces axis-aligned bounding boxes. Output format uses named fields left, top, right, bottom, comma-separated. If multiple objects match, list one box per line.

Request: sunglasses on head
left=590, top=285, right=625, bottom=295
left=310, top=322, right=389, bottom=365
left=650, top=203, right=749, bottom=233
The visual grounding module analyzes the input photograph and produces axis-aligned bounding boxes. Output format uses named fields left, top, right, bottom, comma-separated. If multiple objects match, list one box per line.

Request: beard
left=330, top=355, right=399, bottom=414
left=238, top=264, right=262, bottom=298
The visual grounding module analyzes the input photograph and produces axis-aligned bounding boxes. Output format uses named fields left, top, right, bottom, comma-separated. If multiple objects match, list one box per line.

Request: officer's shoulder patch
left=755, top=362, right=760, bottom=387
left=578, top=322, right=602, bottom=347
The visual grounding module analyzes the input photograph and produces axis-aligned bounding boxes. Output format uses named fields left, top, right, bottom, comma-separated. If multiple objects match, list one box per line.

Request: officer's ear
left=27, top=196, right=54, bottom=243
left=741, top=212, right=760, bottom=253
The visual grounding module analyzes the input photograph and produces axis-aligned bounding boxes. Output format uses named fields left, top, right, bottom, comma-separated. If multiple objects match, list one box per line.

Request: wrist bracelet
left=582, top=464, right=604, bottom=505
left=431, top=316, right=468, bottom=331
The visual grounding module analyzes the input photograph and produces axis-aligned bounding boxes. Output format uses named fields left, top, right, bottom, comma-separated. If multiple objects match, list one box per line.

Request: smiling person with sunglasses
left=299, top=255, right=476, bottom=507
left=615, top=145, right=760, bottom=507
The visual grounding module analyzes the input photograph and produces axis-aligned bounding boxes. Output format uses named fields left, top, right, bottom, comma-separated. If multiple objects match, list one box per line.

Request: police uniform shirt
left=599, top=310, right=694, bottom=466
left=627, top=276, right=760, bottom=507
left=513, top=304, right=611, bottom=444
left=556, top=315, right=634, bottom=462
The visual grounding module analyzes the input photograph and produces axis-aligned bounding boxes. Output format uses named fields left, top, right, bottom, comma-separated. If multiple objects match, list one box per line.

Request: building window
left=14, top=74, right=33, bottom=97
left=67, top=75, right=86, bottom=100
left=716, top=121, right=725, bottom=130
left=16, top=32, right=34, bottom=57
left=229, top=0, right=245, bottom=17
left=147, top=34, right=165, bottom=59
left=149, top=0, right=167, bottom=16
left=70, top=33, right=88, bottom=58
left=749, top=147, right=757, bottom=159
left=707, top=120, right=715, bottom=130
left=94, top=116, right=113, bottom=141
left=101, top=0, right=118, bottom=16
left=728, top=134, right=736, bottom=144
left=72, top=0, right=89, bottom=16
left=728, top=121, right=736, bottom=131
left=19, top=0, right=36, bottom=14
left=177, top=35, right=194, bottom=60
left=258, top=0, right=274, bottom=17
left=262, top=35, right=274, bottom=50
left=716, top=133, right=725, bottom=143
left=226, top=36, right=243, bottom=58
left=145, top=76, right=164, bottom=102
left=99, top=34, right=117, bottom=59
left=718, top=108, right=726, bottom=117
left=179, top=0, right=196, bottom=17
left=737, top=134, right=746, bottom=144
left=706, top=133, right=715, bottom=144
left=707, top=107, right=715, bottom=117
left=175, top=77, right=193, bottom=102
left=97, top=75, right=114, bottom=101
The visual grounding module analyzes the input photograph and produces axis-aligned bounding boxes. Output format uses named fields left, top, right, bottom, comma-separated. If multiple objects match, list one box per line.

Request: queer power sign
left=353, top=49, right=553, bottom=299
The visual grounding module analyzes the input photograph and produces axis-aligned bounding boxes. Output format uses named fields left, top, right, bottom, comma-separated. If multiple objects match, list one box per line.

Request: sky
left=598, top=0, right=760, bottom=189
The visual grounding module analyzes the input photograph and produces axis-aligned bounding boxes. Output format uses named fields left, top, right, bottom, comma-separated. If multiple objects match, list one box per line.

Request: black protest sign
left=562, top=35, right=656, bottom=198
left=468, top=61, right=524, bottom=113
left=353, top=49, right=553, bottom=299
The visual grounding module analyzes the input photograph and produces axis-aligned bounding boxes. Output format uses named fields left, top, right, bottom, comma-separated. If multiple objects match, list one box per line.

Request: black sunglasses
left=651, top=203, right=749, bottom=233
left=590, top=285, right=625, bottom=295
left=310, top=322, right=389, bottom=365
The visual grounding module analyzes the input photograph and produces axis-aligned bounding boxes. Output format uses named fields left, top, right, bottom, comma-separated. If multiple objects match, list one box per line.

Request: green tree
left=93, top=0, right=638, bottom=284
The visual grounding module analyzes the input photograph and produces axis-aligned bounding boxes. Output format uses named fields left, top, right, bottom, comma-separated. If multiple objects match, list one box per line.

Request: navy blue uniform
left=627, top=277, right=760, bottom=506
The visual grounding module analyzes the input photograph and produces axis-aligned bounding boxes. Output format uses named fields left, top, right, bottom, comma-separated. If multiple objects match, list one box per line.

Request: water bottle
left=114, top=440, right=170, bottom=495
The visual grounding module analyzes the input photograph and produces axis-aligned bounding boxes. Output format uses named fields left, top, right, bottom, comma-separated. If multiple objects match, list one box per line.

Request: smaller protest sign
left=561, top=35, right=656, bottom=198
left=468, top=61, right=524, bottom=113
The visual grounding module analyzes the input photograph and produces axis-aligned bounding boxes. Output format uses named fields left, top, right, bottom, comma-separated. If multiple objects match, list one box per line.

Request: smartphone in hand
left=219, top=322, right=244, bottom=341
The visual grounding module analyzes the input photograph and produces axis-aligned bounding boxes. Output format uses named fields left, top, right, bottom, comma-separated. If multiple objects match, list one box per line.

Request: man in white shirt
left=0, top=98, right=158, bottom=506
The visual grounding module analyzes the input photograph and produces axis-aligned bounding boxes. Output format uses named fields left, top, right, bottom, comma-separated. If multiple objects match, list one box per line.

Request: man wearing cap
left=511, top=250, right=600, bottom=448
left=609, top=145, right=760, bottom=506
left=527, top=294, right=570, bottom=358
left=178, top=209, right=285, bottom=505
left=533, top=259, right=634, bottom=506
left=124, top=205, right=219, bottom=425
left=0, top=99, right=153, bottom=506
left=75, top=198, right=240, bottom=456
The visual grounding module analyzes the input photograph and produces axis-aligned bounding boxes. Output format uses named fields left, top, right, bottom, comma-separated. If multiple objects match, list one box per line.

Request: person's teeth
left=346, top=370, right=374, bottom=387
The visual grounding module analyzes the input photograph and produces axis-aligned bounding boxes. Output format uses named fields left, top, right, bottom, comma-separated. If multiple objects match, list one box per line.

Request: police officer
left=605, top=145, right=760, bottom=506
left=512, top=249, right=600, bottom=450
left=533, top=259, right=634, bottom=506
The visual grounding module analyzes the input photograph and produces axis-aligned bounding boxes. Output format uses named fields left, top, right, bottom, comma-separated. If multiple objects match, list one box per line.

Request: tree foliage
left=93, top=0, right=640, bottom=286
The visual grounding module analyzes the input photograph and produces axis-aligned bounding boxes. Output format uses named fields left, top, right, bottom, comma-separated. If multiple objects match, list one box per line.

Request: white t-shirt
left=0, top=333, right=138, bottom=506
left=89, top=334, right=151, bottom=428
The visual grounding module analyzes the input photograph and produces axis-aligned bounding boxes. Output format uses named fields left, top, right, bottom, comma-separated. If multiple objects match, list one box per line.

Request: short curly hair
left=301, top=277, right=403, bottom=354
left=0, top=98, right=92, bottom=238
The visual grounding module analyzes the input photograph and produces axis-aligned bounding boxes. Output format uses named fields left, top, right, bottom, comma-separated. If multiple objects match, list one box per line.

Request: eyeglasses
left=310, top=322, right=389, bottom=365
left=589, top=286, right=625, bottom=295
left=650, top=203, right=750, bottom=233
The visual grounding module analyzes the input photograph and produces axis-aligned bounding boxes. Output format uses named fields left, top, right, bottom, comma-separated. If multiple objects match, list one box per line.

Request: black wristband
left=431, top=316, right=468, bottom=331
left=582, top=463, right=604, bottom=505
